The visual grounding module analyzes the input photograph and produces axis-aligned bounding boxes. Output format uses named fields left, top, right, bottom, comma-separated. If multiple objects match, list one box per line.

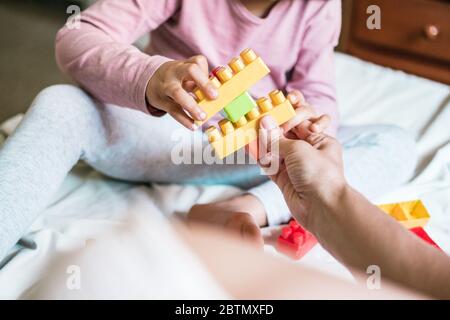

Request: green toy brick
left=223, top=92, right=256, bottom=123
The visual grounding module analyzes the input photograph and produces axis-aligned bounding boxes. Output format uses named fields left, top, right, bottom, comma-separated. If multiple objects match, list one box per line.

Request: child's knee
left=30, top=85, right=95, bottom=121
left=34, top=84, right=86, bottom=104
left=375, top=125, right=417, bottom=181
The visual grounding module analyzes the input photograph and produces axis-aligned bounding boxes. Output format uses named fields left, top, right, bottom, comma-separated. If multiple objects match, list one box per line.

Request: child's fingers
left=287, top=90, right=306, bottom=107
left=187, top=55, right=209, bottom=75
left=165, top=102, right=197, bottom=131
left=281, top=105, right=315, bottom=133
left=168, top=85, right=206, bottom=121
left=309, top=114, right=331, bottom=133
left=185, top=56, right=218, bottom=100
left=181, top=63, right=215, bottom=99
left=183, top=80, right=197, bottom=92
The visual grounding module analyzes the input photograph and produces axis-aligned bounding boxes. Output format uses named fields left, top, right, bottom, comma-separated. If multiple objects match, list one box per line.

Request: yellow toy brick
left=206, top=90, right=296, bottom=159
left=377, top=200, right=430, bottom=228
left=194, top=48, right=270, bottom=126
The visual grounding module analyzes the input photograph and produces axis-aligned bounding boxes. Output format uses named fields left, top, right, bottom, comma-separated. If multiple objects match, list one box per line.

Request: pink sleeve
left=55, top=0, right=180, bottom=114
left=286, top=0, right=342, bottom=136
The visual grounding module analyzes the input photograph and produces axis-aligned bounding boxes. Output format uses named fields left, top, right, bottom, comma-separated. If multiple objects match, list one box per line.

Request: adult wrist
left=303, top=181, right=350, bottom=236
left=315, top=179, right=349, bottom=209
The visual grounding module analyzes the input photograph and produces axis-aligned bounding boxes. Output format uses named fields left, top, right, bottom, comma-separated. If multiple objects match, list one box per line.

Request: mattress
left=0, top=53, right=449, bottom=298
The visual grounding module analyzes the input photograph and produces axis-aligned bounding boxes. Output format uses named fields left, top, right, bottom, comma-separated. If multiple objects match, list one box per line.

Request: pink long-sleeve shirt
left=56, top=0, right=341, bottom=134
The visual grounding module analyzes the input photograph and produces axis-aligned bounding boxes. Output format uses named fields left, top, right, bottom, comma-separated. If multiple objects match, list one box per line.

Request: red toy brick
left=410, top=227, right=442, bottom=250
left=277, top=219, right=317, bottom=260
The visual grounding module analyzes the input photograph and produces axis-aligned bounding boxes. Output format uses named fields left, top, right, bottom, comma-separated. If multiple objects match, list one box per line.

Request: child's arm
left=56, top=0, right=188, bottom=118
left=285, top=0, right=342, bottom=137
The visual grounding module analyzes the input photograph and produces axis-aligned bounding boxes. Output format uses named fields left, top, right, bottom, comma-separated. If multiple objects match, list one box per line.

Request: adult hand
left=257, top=118, right=450, bottom=301
left=258, top=116, right=345, bottom=231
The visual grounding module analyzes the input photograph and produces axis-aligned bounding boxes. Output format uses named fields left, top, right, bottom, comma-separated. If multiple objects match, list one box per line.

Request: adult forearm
left=312, top=185, right=450, bottom=299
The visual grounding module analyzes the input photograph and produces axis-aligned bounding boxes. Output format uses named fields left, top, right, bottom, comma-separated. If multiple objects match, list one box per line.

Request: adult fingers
left=306, top=133, right=327, bottom=147
left=306, top=133, right=342, bottom=163
left=258, top=116, right=307, bottom=167
left=290, top=120, right=314, bottom=141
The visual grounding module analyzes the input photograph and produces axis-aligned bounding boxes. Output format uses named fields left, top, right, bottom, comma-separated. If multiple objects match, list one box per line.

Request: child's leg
left=338, top=125, right=417, bottom=200
left=0, top=85, right=108, bottom=260
left=0, top=84, right=265, bottom=260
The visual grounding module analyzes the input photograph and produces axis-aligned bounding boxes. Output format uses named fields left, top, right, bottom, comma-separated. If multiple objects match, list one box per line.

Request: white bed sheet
left=0, top=53, right=449, bottom=298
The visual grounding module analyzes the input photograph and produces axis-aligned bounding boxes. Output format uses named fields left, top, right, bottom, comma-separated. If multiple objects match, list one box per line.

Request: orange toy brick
left=377, top=200, right=430, bottom=229
left=277, top=220, right=317, bottom=260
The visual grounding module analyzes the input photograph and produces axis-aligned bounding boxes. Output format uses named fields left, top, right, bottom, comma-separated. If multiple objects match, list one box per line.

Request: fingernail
left=208, top=86, right=218, bottom=99
left=259, top=153, right=272, bottom=167
left=199, top=111, right=207, bottom=120
left=289, top=95, right=298, bottom=103
left=261, top=116, right=277, bottom=129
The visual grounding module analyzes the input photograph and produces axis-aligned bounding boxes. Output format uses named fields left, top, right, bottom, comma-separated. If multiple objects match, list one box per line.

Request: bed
left=0, top=52, right=449, bottom=298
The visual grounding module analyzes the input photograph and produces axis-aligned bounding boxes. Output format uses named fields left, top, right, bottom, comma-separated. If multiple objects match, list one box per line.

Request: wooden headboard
left=339, top=0, right=450, bottom=85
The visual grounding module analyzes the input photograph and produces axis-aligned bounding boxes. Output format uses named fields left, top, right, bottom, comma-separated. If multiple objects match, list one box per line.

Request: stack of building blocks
left=276, top=201, right=439, bottom=260
left=377, top=200, right=430, bottom=229
left=193, top=49, right=296, bottom=159
left=378, top=200, right=441, bottom=249
left=223, top=92, right=256, bottom=123
left=277, top=220, right=317, bottom=260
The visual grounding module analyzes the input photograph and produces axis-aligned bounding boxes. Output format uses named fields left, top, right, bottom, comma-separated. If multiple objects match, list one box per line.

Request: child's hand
left=281, top=90, right=331, bottom=140
left=146, top=55, right=218, bottom=130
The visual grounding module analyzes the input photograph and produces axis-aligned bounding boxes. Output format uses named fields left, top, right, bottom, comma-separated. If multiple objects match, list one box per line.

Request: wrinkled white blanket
left=0, top=53, right=449, bottom=298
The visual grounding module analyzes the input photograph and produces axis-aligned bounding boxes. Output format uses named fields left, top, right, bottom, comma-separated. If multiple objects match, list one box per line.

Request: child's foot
left=223, top=212, right=263, bottom=248
left=187, top=194, right=266, bottom=248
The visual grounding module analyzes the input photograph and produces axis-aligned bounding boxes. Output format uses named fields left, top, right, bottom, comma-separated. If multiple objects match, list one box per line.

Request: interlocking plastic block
left=277, top=220, right=317, bottom=260
left=410, top=227, right=442, bottom=250
left=205, top=90, right=296, bottom=159
left=193, top=49, right=270, bottom=126
left=377, top=200, right=430, bottom=228
left=223, top=91, right=256, bottom=123
left=211, top=66, right=223, bottom=78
